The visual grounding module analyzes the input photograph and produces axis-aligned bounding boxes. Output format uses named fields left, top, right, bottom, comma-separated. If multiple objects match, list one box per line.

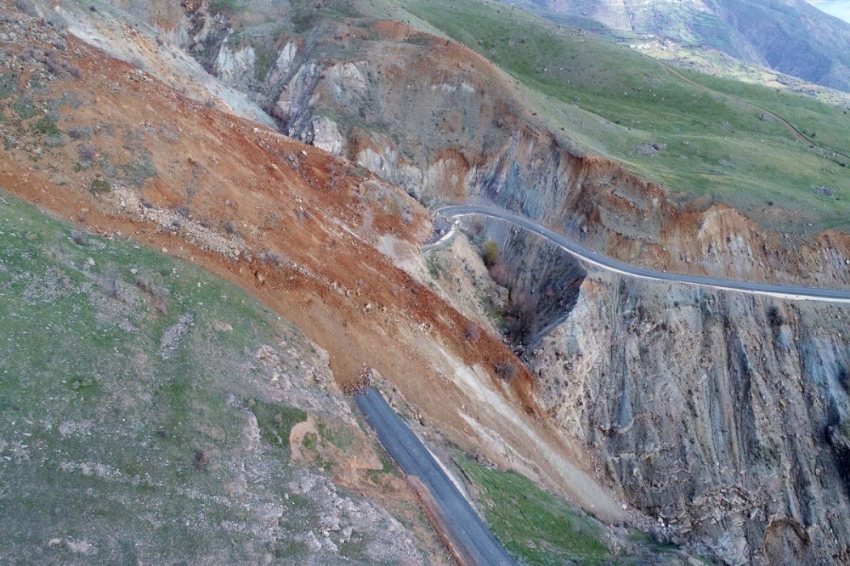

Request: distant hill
left=511, top=0, right=850, bottom=92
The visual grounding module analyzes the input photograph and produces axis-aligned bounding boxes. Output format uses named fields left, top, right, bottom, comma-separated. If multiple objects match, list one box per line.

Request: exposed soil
left=0, top=9, right=622, bottom=520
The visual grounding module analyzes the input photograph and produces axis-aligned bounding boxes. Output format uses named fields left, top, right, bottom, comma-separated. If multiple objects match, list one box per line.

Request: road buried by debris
left=354, top=386, right=516, bottom=566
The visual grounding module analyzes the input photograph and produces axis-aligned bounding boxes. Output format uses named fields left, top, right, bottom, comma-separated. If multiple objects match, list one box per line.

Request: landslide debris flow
left=7, top=0, right=850, bottom=563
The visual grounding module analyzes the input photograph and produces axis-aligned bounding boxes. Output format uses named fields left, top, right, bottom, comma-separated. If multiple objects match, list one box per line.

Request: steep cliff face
left=64, top=1, right=850, bottom=286
left=526, top=274, right=850, bottom=565
left=469, top=217, right=587, bottom=349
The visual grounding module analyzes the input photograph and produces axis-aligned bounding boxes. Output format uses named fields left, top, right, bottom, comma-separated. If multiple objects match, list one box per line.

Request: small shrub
left=259, top=250, right=283, bottom=265
left=14, top=96, right=35, bottom=119
left=488, top=263, right=510, bottom=287
left=68, top=126, right=91, bottom=140
left=135, top=276, right=169, bottom=314
left=295, top=207, right=310, bottom=222
left=78, top=145, right=96, bottom=162
left=482, top=240, right=500, bottom=267
left=505, top=297, right=536, bottom=345
left=224, top=219, right=238, bottom=235
left=13, top=0, right=37, bottom=16
left=121, top=153, right=157, bottom=187
left=100, top=276, right=122, bottom=300
left=44, top=134, right=64, bottom=148
left=69, top=230, right=87, bottom=246
left=193, top=449, right=209, bottom=471
left=32, top=117, right=61, bottom=136
left=44, top=57, right=64, bottom=76
left=767, top=306, right=784, bottom=328
left=134, top=276, right=153, bottom=294
left=90, top=178, right=111, bottom=194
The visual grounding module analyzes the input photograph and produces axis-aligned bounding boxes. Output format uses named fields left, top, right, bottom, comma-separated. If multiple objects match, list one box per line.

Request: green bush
left=90, top=178, right=111, bottom=194
left=482, top=240, right=500, bottom=267
left=32, top=116, right=61, bottom=135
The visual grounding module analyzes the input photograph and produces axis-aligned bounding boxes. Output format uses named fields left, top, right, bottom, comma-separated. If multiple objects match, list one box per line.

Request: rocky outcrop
left=228, top=19, right=850, bottom=290
left=525, top=275, right=850, bottom=565
left=213, top=38, right=255, bottom=90
left=470, top=217, right=586, bottom=349
left=298, top=116, right=344, bottom=156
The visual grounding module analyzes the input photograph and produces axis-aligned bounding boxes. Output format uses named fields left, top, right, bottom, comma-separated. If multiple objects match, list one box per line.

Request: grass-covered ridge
left=399, top=0, right=850, bottom=231
left=0, top=189, right=420, bottom=564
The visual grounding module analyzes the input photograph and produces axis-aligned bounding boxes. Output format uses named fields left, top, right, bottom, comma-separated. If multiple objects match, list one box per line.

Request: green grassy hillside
left=0, top=189, right=424, bottom=564
left=454, top=454, right=696, bottom=565
left=396, top=0, right=850, bottom=231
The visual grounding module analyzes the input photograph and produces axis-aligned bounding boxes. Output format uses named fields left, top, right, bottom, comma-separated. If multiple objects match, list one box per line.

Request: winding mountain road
left=354, top=386, right=516, bottom=566
left=434, top=205, right=850, bottom=304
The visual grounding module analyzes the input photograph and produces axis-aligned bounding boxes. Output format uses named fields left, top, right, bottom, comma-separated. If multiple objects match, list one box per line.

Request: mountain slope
left=8, top=0, right=850, bottom=564
left=0, top=189, right=447, bottom=565
left=514, top=0, right=850, bottom=93
left=0, top=3, right=670, bottom=561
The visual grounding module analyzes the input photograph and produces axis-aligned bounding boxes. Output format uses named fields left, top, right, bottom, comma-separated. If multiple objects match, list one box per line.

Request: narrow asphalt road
left=354, top=386, right=516, bottom=566
left=435, top=205, right=850, bottom=304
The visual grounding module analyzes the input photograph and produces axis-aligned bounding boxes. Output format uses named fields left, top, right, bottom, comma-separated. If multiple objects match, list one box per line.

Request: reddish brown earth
left=0, top=19, right=614, bottom=516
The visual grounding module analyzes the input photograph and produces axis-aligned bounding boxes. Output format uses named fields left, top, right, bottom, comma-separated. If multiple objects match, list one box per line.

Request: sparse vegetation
left=0, top=188, right=425, bottom=563
left=69, top=229, right=87, bottom=246
left=13, top=0, right=37, bottom=17
left=455, top=454, right=613, bottom=565
left=68, top=125, right=92, bottom=139
left=426, top=254, right=449, bottom=280
left=504, top=297, right=536, bottom=346
left=31, top=116, right=61, bottom=136
left=90, top=178, right=111, bottom=194
left=250, top=400, right=307, bottom=454
left=78, top=144, right=96, bottom=163
left=482, top=240, right=500, bottom=268
left=258, top=249, right=284, bottom=265
left=209, top=0, right=241, bottom=14
left=120, top=152, right=157, bottom=187
left=488, top=262, right=510, bottom=287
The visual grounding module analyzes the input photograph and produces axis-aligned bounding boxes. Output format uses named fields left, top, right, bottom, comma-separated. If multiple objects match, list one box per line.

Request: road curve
left=435, top=205, right=850, bottom=304
left=354, top=386, right=516, bottom=566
